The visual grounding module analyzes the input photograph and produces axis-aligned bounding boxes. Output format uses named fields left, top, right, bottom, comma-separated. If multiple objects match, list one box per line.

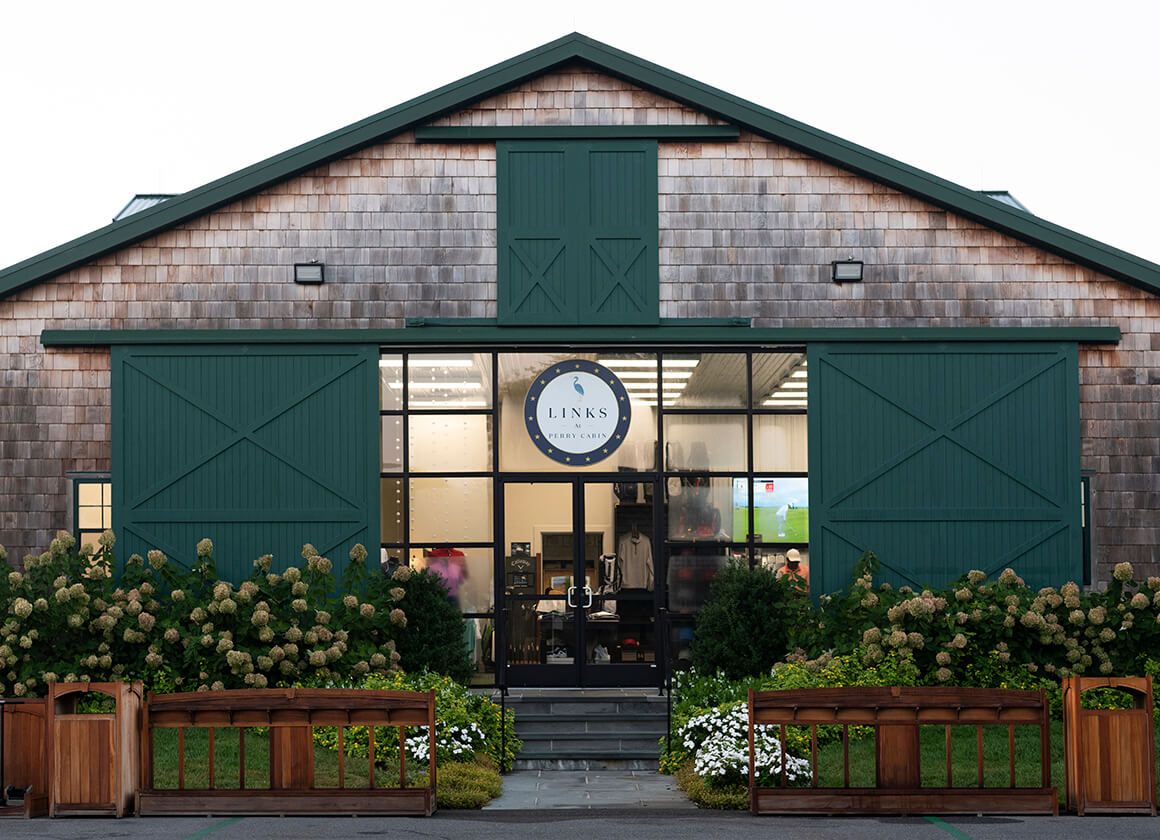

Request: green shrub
left=433, top=758, right=503, bottom=809
left=690, top=561, right=808, bottom=679
left=0, top=532, right=467, bottom=697
left=675, top=761, right=748, bottom=810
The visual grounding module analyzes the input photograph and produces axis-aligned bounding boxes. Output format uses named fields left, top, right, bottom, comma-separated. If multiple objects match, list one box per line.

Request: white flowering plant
left=310, top=671, right=520, bottom=771
left=675, top=702, right=810, bottom=789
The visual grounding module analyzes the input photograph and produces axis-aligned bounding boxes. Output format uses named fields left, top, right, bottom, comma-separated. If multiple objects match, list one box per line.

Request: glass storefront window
left=409, top=414, right=492, bottom=472
left=379, top=354, right=403, bottom=410
left=381, top=416, right=403, bottom=472
left=409, top=546, right=494, bottom=614
left=409, top=477, right=493, bottom=542
left=666, top=476, right=744, bottom=542
left=662, top=415, right=747, bottom=472
left=666, top=547, right=735, bottom=614
left=499, top=351, right=658, bottom=473
left=380, top=478, right=404, bottom=544
left=748, top=476, right=808, bottom=544
left=754, top=414, right=808, bottom=472
left=406, top=352, right=493, bottom=409
left=661, top=353, right=747, bottom=408
left=752, top=352, right=808, bottom=409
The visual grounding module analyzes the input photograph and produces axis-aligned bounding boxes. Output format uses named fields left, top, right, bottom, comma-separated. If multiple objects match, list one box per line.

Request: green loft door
left=497, top=139, right=659, bottom=326
left=112, top=345, right=379, bottom=580
left=809, top=342, right=1081, bottom=594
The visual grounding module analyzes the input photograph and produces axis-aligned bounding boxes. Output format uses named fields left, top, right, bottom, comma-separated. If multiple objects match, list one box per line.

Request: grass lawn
left=148, top=727, right=501, bottom=807
left=150, top=727, right=399, bottom=789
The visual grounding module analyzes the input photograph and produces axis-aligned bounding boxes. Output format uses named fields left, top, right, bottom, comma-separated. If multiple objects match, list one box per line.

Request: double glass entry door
left=501, top=479, right=659, bottom=687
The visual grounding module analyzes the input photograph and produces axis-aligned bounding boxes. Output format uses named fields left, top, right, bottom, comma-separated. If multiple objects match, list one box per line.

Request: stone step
left=511, top=757, right=660, bottom=771
left=515, top=715, right=666, bottom=736
left=494, top=688, right=671, bottom=770
left=506, top=699, right=666, bottom=717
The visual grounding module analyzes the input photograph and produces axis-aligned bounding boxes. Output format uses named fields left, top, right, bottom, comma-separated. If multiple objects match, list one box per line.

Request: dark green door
left=497, top=140, right=659, bottom=325
left=809, top=342, right=1081, bottom=593
left=112, top=345, right=379, bottom=579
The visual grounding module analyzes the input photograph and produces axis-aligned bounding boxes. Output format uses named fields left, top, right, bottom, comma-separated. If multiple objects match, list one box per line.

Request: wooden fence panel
left=748, top=686, right=1057, bottom=816
left=138, top=688, right=437, bottom=817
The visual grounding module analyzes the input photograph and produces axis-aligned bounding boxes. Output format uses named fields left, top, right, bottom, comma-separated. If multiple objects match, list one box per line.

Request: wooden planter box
left=0, top=698, right=50, bottom=819
left=748, top=686, right=1057, bottom=816
left=137, top=688, right=437, bottom=817
left=1063, top=676, right=1156, bottom=815
left=47, top=681, right=143, bottom=818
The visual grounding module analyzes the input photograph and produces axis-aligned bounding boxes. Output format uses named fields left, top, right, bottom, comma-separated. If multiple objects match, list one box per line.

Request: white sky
left=2, top=0, right=1158, bottom=272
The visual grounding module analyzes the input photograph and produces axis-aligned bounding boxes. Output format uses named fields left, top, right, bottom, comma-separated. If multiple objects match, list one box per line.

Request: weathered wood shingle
left=0, top=68, right=1155, bottom=580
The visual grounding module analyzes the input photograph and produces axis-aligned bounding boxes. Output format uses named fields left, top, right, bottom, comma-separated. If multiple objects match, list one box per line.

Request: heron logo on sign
left=524, top=360, right=631, bottom=466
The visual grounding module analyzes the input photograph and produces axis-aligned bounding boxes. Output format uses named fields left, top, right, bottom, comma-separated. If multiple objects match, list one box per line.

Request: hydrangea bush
left=0, top=532, right=472, bottom=697
left=798, top=552, right=1160, bottom=685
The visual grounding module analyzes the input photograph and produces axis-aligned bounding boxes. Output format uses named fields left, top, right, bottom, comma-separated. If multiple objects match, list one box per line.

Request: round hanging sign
left=524, top=360, right=631, bottom=465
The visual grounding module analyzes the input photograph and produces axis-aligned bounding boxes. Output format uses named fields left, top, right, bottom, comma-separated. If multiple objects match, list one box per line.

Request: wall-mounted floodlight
left=831, top=259, right=863, bottom=283
left=294, top=261, right=325, bottom=284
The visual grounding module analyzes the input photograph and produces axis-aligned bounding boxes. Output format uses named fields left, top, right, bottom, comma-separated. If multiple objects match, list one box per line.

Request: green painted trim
left=414, top=125, right=740, bottom=141
left=42, top=325, right=1122, bottom=347
left=3, top=33, right=1159, bottom=299
left=404, top=316, right=750, bottom=327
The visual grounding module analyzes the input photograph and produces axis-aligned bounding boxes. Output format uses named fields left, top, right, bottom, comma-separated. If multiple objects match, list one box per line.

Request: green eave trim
left=41, top=326, right=1122, bottom=347
left=413, top=125, right=740, bottom=142
left=5, top=31, right=1160, bottom=298
left=404, top=317, right=751, bottom=327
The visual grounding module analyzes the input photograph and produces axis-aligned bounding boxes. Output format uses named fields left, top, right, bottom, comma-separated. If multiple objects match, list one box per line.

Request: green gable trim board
left=3, top=32, right=1159, bottom=298
left=808, top=341, right=1081, bottom=595
left=413, top=125, right=740, bottom=141
left=111, top=344, right=379, bottom=580
left=42, top=325, right=1123, bottom=347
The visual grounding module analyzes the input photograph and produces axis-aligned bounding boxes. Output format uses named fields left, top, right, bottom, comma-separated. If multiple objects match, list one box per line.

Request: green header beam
left=41, top=325, right=1122, bottom=347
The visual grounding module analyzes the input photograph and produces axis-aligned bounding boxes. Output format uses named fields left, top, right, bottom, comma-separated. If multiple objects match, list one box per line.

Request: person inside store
left=776, top=548, right=808, bottom=589
left=426, top=547, right=468, bottom=609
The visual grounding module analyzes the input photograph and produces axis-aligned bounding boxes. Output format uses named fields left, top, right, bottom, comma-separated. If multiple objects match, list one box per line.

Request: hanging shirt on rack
left=617, top=531, right=654, bottom=590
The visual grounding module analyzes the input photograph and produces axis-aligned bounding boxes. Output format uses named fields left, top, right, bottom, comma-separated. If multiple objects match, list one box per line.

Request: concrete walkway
left=484, top=769, right=696, bottom=810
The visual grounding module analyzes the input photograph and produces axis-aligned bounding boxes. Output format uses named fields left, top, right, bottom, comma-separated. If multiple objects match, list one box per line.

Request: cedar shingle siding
left=1, top=65, right=1156, bottom=581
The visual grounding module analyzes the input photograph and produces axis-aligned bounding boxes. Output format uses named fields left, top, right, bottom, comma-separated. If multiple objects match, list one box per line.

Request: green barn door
left=112, top=345, right=379, bottom=580
left=497, top=140, right=658, bottom=325
left=809, top=342, right=1081, bottom=594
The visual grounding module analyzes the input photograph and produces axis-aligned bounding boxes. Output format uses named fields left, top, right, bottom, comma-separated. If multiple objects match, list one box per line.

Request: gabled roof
left=3, top=32, right=1159, bottom=299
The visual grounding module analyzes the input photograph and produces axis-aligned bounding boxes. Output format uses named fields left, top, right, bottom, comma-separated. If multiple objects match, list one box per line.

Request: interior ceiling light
left=779, top=382, right=808, bottom=389
left=408, top=382, right=483, bottom=390
left=597, top=359, right=699, bottom=368
left=407, top=400, right=488, bottom=408
left=791, top=371, right=808, bottom=378
left=764, top=399, right=808, bottom=407
left=615, top=370, right=693, bottom=380
left=379, top=358, right=474, bottom=368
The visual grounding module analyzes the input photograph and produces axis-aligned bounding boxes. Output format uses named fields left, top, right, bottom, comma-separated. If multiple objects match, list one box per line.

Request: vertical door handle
left=567, top=586, right=577, bottom=608
left=583, top=586, right=594, bottom=608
